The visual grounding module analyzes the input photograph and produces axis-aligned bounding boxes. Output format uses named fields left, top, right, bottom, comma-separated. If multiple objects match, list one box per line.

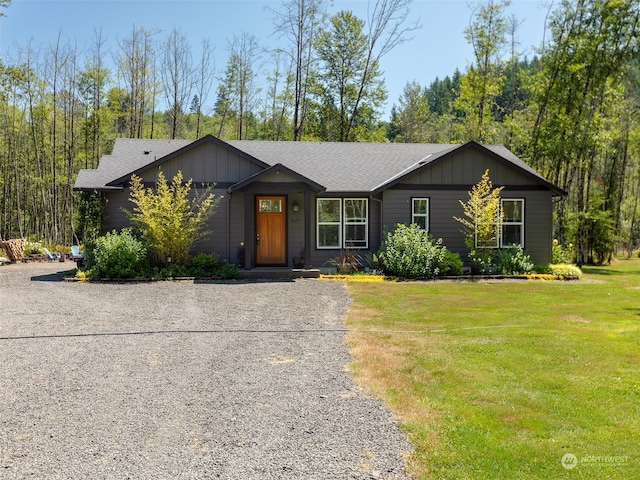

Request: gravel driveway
left=0, top=262, right=411, bottom=479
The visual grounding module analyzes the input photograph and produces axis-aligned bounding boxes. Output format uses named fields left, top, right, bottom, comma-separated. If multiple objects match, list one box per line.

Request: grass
left=344, top=257, right=640, bottom=479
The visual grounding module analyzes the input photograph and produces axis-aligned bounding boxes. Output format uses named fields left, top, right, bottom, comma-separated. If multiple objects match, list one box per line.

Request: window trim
left=343, top=198, right=368, bottom=248
left=411, top=197, right=430, bottom=232
left=316, top=198, right=369, bottom=249
left=500, top=198, right=525, bottom=248
left=317, top=198, right=342, bottom=249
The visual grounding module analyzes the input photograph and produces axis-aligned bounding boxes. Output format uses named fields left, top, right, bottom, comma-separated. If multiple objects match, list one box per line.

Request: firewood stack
left=0, top=238, right=27, bottom=261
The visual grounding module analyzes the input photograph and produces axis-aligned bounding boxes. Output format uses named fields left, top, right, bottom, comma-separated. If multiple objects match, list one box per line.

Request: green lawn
left=344, top=258, right=640, bottom=479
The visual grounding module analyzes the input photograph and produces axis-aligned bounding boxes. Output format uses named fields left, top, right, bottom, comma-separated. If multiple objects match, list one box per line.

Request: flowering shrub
left=495, top=245, right=534, bottom=275
left=550, top=264, right=582, bottom=279
left=378, top=223, right=460, bottom=278
left=552, top=239, right=573, bottom=264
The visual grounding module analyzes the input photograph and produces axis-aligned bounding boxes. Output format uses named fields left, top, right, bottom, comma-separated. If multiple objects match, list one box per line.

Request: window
left=258, top=198, right=282, bottom=213
left=412, top=198, right=429, bottom=231
left=344, top=199, right=368, bottom=247
left=317, top=198, right=368, bottom=249
left=317, top=199, right=341, bottom=248
left=501, top=199, right=524, bottom=247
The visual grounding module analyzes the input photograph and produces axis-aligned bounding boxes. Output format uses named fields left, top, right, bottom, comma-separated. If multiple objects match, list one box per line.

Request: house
left=73, top=135, right=565, bottom=269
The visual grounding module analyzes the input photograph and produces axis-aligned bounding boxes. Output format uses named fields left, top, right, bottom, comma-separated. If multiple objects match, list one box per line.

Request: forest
left=0, top=0, right=638, bottom=264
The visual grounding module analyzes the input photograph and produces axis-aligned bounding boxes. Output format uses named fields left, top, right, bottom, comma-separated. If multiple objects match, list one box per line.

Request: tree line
left=0, top=0, right=638, bottom=264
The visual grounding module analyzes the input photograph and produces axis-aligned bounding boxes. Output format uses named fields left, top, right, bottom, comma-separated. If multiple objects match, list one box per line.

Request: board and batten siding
left=382, top=188, right=553, bottom=265
left=308, top=194, right=381, bottom=269
left=382, top=148, right=555, bottom=265
left=138, top=141, right=263, bottom=184
left=406, top=149, right=539, bottom=187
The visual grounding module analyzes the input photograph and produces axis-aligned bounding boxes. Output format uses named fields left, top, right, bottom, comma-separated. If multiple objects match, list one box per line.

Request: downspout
left=226, top=192, right=231, bottom=263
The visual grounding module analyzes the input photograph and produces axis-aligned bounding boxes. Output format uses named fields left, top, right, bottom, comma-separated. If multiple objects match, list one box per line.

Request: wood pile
left=0, top=238, right=27, bottom=261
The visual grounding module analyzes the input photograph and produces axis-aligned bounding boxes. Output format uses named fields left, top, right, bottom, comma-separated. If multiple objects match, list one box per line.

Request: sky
left=0, top=0, right=553, bottom=119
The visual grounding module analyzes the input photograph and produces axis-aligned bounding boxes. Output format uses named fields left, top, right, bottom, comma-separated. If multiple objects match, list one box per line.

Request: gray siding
left=382, top=188, right=553, bottom=265
left=104, top=187, right=232, bottom=261
left=139, top=142, right=263, bottom=184
left=380, top=151, right=555, bottom=265
left=103, top=189, right=132, bottom=232
left=308, top=194, right=381, bottom=269
left=287, top=192, right=306, bottom=263
left=192, top=189, right=232, bottom=261
left=408, top=149, right=538, bottom=186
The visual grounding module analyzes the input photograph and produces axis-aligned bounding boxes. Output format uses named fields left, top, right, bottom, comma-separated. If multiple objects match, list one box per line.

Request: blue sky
left=1, top=0, right=551, bottom=119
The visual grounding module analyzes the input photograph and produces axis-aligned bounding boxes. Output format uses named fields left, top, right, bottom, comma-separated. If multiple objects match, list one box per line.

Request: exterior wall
left=103, top=188, right=133, bottom=232
left=380, top=150, right=555, bottom=265
left=103, top=186, right=233, bottom=261
left=307, top=194, right=381, bottom=269
left=287, top=192, right=306, bottom=262
left=407, top=149, right=539, bottom=186
left=138, top=142, right=263, bottom=184
left=382, top=188, right=553, bottom=265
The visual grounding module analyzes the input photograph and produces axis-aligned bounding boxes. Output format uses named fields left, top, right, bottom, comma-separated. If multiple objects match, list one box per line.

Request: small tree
left=126, top=170, right=220, bottom=266
left=454, top=169, right=503, bottom=271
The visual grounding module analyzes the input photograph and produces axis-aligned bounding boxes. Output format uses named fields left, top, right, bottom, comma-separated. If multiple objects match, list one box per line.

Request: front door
left=256, top=196, right=286, bottom=265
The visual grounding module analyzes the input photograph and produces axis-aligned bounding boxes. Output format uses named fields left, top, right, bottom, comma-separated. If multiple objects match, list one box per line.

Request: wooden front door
left=256, top=196, right=286, bottom=265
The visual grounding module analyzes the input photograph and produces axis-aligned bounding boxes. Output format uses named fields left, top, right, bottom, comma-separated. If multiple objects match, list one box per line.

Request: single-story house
left=74, top=134, right=565, bottom=269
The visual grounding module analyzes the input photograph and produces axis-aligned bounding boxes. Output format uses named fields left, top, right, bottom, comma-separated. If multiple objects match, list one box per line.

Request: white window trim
left=316, top=198, right=369, bottom=249
left=500, top=198, right=525, bottom=248
left=412, top=198, right=429, bottom=232
left=343, top=198, right=368, bottom=248
left=317, top=199, right=342, bottom=249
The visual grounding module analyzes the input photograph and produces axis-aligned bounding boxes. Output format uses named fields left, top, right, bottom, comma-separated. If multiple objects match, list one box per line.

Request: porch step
left=239, top=268, right=321, bottom=280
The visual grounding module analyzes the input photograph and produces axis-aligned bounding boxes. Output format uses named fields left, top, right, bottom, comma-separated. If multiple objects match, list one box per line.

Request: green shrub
left=216, top=263, right=241, bottom=279
left=550, top=263, right=583, bottom=279
left=440, top=250, right=463, bottom=276
left=468, top=249, right=495, bottom=274
left=188, top=253, right=220, bottom=277
left=157, top=263, right=190, bottom=278
left=552, top=239, right=573, bottom=264
left=495, top=245, right=534, bottom=275
left=378, top=223, right=456, bottom=278
left=24, top=241, right=44, bottom=255
left=534, top=264, right=553, bottom=274
left=93, top=229, right=149, bottom=278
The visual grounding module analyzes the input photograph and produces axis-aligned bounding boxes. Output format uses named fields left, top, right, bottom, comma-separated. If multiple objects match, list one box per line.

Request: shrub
left=378, top=223, right=456, bottom=278
left=495, top=245, right=534, bottom=275
left=533, top=264, right=553, bottom=274
left=216, top=263, right=241, bottom=279
left=552, top=239, right=573, bottom=264
left=468, top=249, right=495, bottom=274
left=188, top=253, right=220, bottom=277
left=550, top=264, right=582, bottom=280
left=24, top=241, right=44, bottom=255
left=126, top=170, right=220, bottom=266
left=93, top=229, right=149, bottom=278
left=440, top=250, right=463, bottom=276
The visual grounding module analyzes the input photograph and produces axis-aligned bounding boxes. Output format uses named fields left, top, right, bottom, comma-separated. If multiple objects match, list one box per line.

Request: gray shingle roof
left=74, top=136, right=562, bottom=195
left=226, top=140, right=459, bottom=192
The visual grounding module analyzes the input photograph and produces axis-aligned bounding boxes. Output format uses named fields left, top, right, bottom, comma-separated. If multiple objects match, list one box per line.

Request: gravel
left=0, top=262, right=412, bottom=479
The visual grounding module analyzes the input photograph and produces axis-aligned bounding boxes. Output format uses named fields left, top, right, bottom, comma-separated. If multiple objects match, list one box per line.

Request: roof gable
left=107, top=135, right=268, bottom=186
left=228, top=163, right=325, bottom=192
left=372, top=141, right=566, bottom=196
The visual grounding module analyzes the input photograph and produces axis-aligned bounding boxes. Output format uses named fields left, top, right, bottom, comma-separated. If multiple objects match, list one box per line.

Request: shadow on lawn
left=580, top=266, right=616, bottom=275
